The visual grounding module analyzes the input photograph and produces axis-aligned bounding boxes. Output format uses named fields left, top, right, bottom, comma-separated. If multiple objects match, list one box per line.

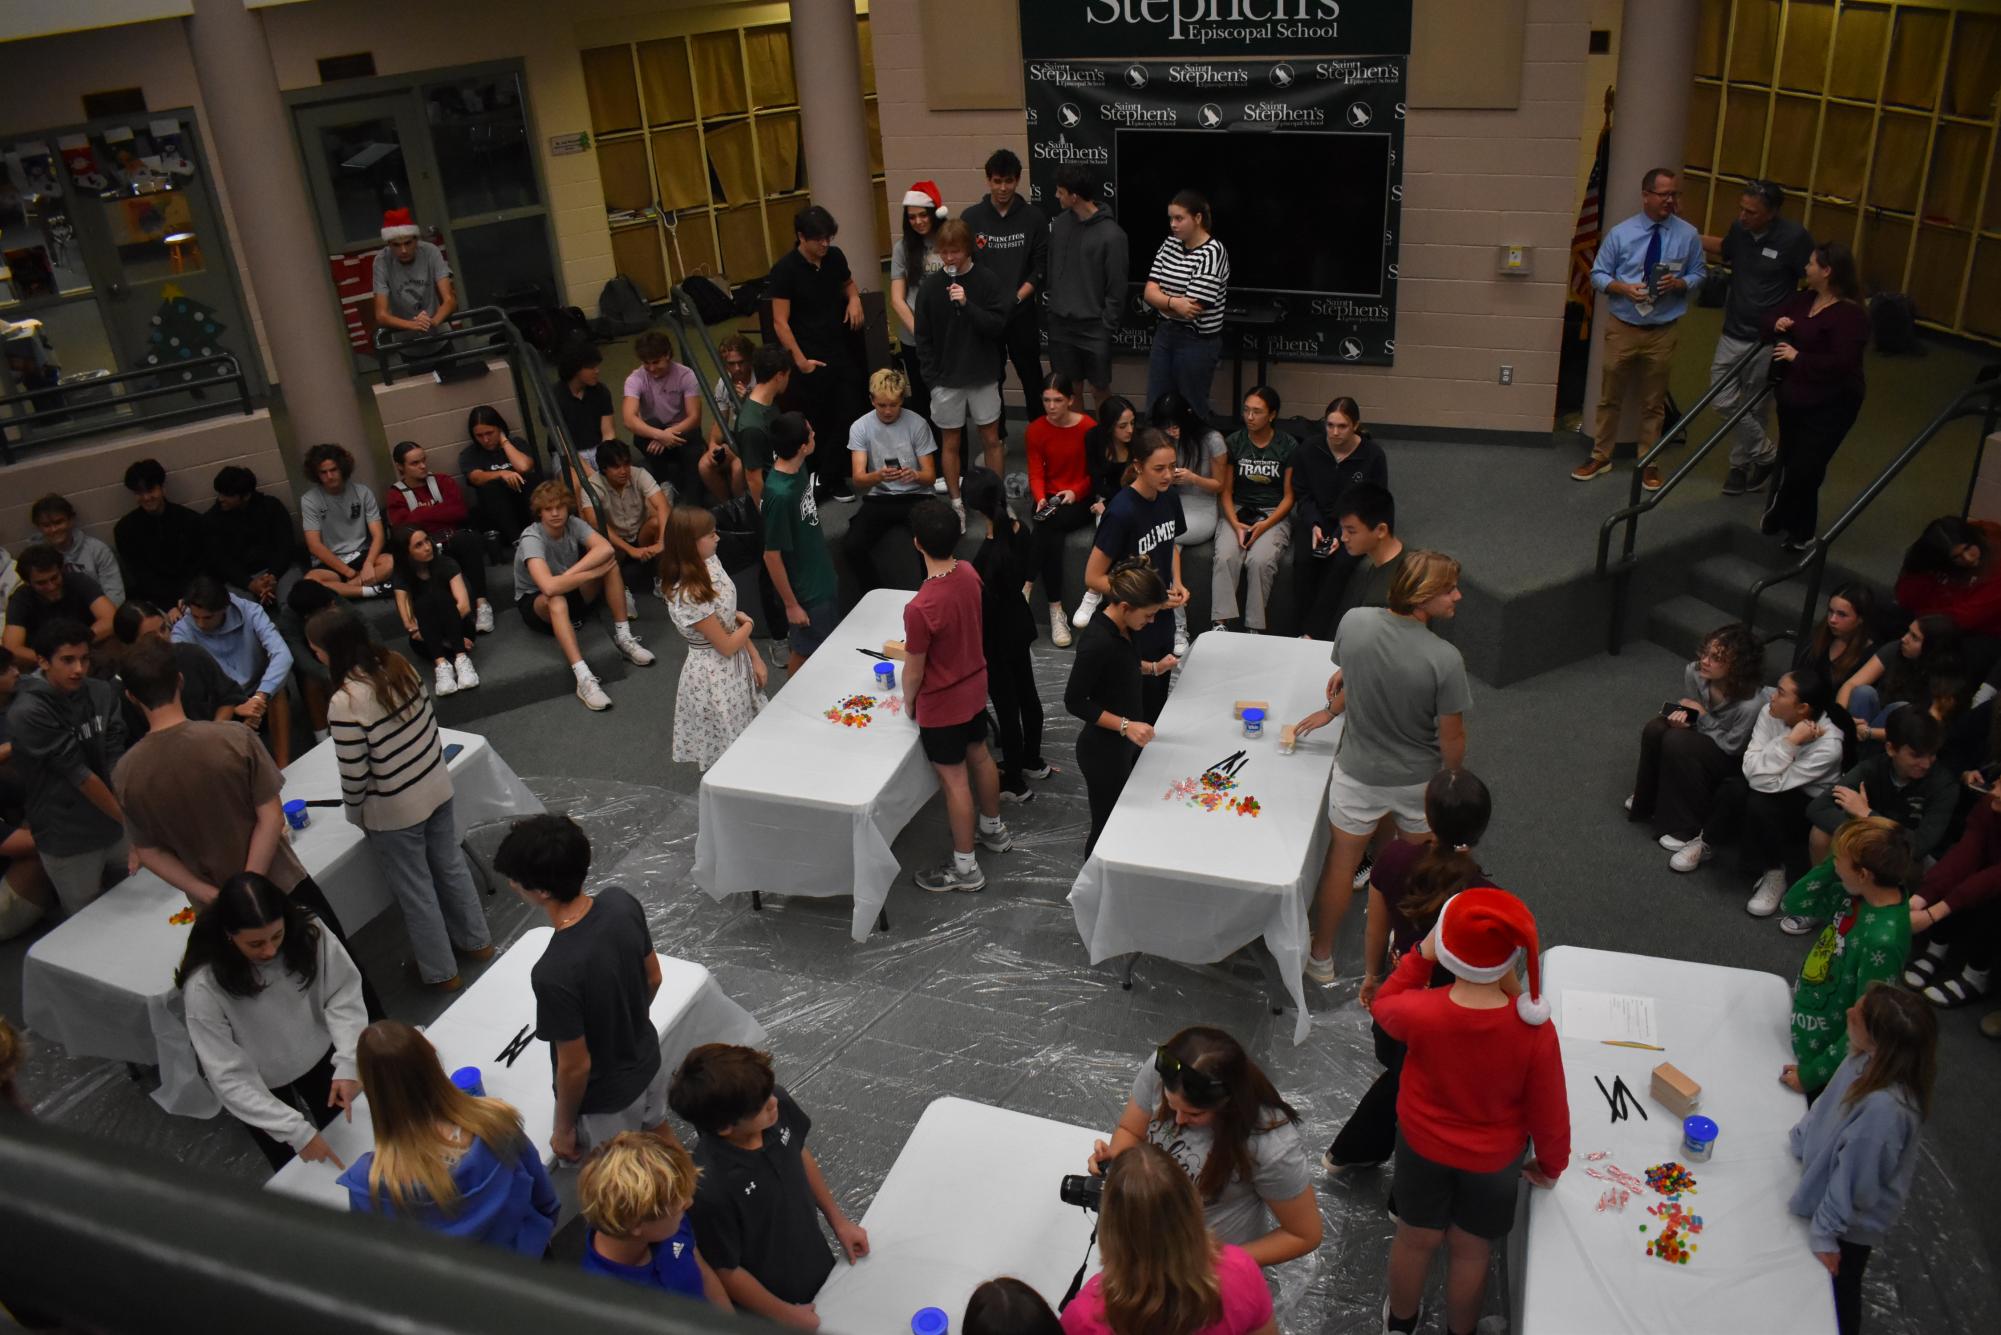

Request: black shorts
left=516, top=590, right=554, bottom=635
left=1392, top=1132, right=1523, bottom=1240
left=919, top=710, right=990, bottom=766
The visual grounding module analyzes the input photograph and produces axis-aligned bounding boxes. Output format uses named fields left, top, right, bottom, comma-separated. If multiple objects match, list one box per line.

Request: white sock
left=614, top=621, right=637, bottom=642
left=953, top=850, right=978, bottom=875
left=571, top=660, right=593, bottom=681
left=977, top=813, right=1003, bottom=834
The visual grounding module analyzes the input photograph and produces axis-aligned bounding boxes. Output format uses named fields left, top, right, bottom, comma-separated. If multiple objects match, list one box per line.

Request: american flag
left=1570, top=104, right=1611, bottom=331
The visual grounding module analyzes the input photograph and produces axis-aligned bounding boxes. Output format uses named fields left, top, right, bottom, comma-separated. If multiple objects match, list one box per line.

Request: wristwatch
left=1118, top=718, right=1130, bottom=738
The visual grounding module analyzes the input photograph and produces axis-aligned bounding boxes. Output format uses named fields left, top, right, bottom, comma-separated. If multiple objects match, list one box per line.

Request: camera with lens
left=1059, top=1172, right=1104, bottom=1211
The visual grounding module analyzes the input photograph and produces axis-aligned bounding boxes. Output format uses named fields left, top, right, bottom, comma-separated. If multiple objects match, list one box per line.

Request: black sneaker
left=999, top=778, right=1036, bottom=804
left=1721, top=466, right=1748, bottom=496
left=1746, top=458, right=1777, bottom=490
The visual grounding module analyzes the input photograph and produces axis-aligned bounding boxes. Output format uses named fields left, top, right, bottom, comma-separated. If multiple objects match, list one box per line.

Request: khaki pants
left=1592, top=316, right=1680, bottom=464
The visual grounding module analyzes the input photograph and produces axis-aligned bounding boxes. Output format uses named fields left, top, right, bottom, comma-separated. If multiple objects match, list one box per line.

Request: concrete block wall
left=368, top=359, right=524, bottom=493
left=869, top=0, right=1589, bottom=437
left=3, top=409, right=292, bottom=554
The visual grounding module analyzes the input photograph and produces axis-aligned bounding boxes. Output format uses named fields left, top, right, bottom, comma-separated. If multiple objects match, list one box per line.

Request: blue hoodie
left=339, top=1137, right=558, bottom=1256
left=1786, top=1050, right=1923, bottom=1252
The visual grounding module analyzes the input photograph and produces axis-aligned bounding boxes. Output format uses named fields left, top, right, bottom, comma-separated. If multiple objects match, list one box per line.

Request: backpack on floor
left=596, top=275, right=654, bottom=337
left=509, top=305, right=591, bottom=357
left=1869, top=293, right=1924, bottom=356
left=681, top=276, right=737, bottom=326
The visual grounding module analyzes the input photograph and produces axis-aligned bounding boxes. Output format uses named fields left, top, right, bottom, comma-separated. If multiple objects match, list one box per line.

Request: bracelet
left=1118, top=717, right=1130, bottom=738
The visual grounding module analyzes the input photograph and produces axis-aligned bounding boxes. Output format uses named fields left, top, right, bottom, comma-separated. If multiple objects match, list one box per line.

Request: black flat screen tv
left=1113, top=127, right=1391, bottom=298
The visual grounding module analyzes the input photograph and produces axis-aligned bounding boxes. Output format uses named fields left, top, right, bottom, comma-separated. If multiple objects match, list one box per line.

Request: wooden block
left=1232, top=699, right=1269, bottom=719
left=1650, top=1061, right=1701, bottom=1117
left=882, top=640, right=906, bottom=661
left=1278, top=724, right=1298, bottom=752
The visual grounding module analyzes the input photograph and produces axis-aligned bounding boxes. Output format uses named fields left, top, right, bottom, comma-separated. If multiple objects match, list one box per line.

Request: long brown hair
left=356, top=1020, right=530, bottom=1213
left=1098, top=1143, right=1222, bottom=1335
left=306, top=604, right=421, bottom=711
left=1845, top=984, right=1936, bottom=1120
left=1399, top=769, right=1493, bottom=927
left=1699, top=623, right=1764, bottom=702
left=659, top=505, right=719, bottom=605
left=1809, top=584, right=1878, bottom=686
left=1150, top=1026, right=1299, bottom=1203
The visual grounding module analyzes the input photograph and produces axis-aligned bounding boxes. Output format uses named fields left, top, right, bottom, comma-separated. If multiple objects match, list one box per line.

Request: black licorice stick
left=1594, top=1075, right=1621, bottom=1120
left=495, top=1023, right=531, bottom=1063
left=1614, top=1075, right=1648, bottom=1120
left=856, top=648, right=889, bottom=660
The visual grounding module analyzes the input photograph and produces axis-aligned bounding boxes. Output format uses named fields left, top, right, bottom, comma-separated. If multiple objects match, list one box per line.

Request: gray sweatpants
left=1709, top=332, right=1777, bottom=469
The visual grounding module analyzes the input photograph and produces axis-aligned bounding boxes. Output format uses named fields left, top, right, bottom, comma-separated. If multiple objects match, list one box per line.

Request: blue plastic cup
left=911, top=1309, right=949, bottom=1335
left=450, top=1066, right=486, bottom=1098
left=282, top=798, right=310, bottom=831
left=874, top=660, right=896, bottom=691
left=1681, top=1114, right=1718, bottom=1162
left=1242, top=706, right=1266, bottom=738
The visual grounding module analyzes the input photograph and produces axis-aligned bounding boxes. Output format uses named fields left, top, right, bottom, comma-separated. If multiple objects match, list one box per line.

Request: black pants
left=291, top=874, right=385, bottom=1022
left=1078, top=730, right=1139, bottom=856
left=843, top=493, right=929, bottom=591
left=1140, top=670, right=1170, bottom=725
left=996, top=302, right=1043, bottom=428
left=638, top=414, right=707, bottom=500
left=1298, top=531, right=1362, bottom=641
left=408, top=581, right=476, bottom=666
left=469, top=477, right=535, bottom=551
left=1033, top=501, right=1095, bottom=606
left=1329, top=1023, right=1405, bottom=1167
left=432, top=528, right=489, bottom=604
left=1737, top=786, right=1814, bottom=878
left=1762, top=396, right=1861, bottom=542
left=1929, top=895, right=2001, bottom=971
left=1833, top=1239, right=1872, bottom=1335
left=1632, top=717, right=1739, bottom=840
left=241, top=1045, right=343, bottom=1171
left=987, top=635, right=1045, bottom=784
left=791, top=355, right=863, bottom=495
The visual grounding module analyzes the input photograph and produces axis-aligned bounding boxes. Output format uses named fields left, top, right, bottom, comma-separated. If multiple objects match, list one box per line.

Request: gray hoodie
left=1787, top=1050, right=1923, bottom=1252
left=7, top=672, right=127, bottom=856
left=1047, top=205, right=1129, bottom=333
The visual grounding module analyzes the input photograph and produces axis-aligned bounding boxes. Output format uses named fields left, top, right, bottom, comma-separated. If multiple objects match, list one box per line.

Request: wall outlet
left=1498, top=365, right=1513, bottom=385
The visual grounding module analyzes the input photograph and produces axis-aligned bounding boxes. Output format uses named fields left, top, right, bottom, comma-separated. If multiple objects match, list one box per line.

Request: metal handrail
left=0, top=352, right=252, bottom=464
left=1746, top=363, right=2001, bottom=655
left=1593, top=342, right=1773, bottom=653
left=370, top=307, right=518, bottom=386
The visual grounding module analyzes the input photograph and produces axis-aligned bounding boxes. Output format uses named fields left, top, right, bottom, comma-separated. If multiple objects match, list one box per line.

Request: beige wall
left=1577, top=0, right=1620, bottom=198
left=871, top=0, right=1591, bottom=435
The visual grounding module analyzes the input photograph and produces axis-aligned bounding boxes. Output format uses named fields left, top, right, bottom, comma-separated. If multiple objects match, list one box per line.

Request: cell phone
left=884, top=457, right=904, bottom=472
left=1973, top=762, right=2001, bottom=792
left=1660, top=701, right=1701, bottom=720
left=1312, top=534, right=1337, bottom=558
left=443, top=743, right=464, bottom=763
left=1035, top=496, right=1062, bottom=520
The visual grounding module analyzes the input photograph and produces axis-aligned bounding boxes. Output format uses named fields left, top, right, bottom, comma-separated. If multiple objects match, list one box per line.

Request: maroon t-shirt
left=903, top=562, right=988, bottom=728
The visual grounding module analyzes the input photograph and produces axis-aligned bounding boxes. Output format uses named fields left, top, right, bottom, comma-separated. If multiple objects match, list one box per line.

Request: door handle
left=107, top=282, right=126, bottom=297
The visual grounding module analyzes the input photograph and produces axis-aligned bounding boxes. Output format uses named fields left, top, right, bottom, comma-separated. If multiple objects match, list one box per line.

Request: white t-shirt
left=1127, top=1058, right=1310, bottom=1246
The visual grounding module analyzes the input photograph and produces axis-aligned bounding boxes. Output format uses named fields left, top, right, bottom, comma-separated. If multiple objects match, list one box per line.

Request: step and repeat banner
left=1020, top=2, right=1412, bottom=367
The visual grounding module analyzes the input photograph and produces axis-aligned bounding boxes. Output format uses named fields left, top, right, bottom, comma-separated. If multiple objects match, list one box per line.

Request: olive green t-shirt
left=1224, top=429, right=1297, bottom=515
left=735, top=397, right=778, bottom=473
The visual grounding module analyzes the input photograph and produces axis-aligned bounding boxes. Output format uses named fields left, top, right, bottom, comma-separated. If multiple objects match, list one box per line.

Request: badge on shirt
left=1761, top=247, right=1779, bottom=259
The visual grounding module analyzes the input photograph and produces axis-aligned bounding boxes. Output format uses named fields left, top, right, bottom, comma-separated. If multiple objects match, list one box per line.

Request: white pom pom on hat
left=1429, top=886, right=1549, bottom=1025
left=901, top=180, right=947, bottom=218
left=380, top=207, right=420, bottom=241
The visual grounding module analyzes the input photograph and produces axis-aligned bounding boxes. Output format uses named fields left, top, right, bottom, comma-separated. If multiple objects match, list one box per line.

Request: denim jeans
left=366, top=798, right=491, bottom=983
left=1146, top=322, right=1222, bottom=418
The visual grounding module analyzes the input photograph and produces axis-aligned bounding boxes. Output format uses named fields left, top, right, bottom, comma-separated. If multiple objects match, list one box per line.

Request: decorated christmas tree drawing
left=143, top=283, right=229, bottom=383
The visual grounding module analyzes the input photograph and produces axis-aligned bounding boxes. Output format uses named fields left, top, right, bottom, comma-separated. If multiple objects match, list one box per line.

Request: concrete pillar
left=789, top=1, right=880, bottom=295
left=1580, top=0, right=1701, bottom=453
left=185, top=0, right=373, bottom=475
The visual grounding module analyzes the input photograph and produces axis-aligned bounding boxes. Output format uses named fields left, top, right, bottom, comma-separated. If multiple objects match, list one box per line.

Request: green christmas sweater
left=1782, top=858, right=1911, bottom=1093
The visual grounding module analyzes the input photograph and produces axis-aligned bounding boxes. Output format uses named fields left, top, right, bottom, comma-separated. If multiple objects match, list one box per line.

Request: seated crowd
left=0, top=152, right=1982, bottom=1335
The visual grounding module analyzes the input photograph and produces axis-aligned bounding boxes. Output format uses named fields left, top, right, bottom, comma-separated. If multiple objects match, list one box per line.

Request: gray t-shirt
left=1128, top=1059, right=1309, bottom=1247
left=1332, top=606, right=1474, bottom=787
left=848, top=408, right=937, bottom=496
left=372, top=241, right=451, bottom=321
left=300, top=483, right=381, bottom=558
left=513, top=515, right=595, bottom=600
left=888, top=232, right=941, bottom=286
left=1178, top=429, right=1227, bottom=500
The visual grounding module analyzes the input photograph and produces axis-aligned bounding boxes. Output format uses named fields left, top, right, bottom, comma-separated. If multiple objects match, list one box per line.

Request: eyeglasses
left=1154, top=1046, right=1224, bottom=1104
left=1645, top=188, right=1682, bottom=200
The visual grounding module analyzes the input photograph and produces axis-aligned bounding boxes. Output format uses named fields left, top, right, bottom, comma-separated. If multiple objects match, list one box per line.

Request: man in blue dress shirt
left=1574, top=167, right=1706, bottom=490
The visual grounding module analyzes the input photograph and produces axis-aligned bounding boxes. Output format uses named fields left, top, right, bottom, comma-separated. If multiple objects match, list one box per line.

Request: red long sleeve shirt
left=385, top=474, right=472, bottom=536
left=1372, top=947, right=1571, bottom=1178
left=1026, top=415, right=1094, bottom=505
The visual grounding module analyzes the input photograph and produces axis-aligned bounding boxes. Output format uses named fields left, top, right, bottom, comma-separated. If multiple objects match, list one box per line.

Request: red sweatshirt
left=1895, top=521, right=2001, bottom=637
left=1372, top=947, right=1571, bottom=1177
left=385, top=474, right=472, bottom=536
left=1026, top=414, right=1094, bottom=505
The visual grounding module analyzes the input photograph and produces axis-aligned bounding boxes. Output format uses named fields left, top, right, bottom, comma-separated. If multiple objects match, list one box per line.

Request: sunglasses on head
left=1154, top=1046, right=1224, bottom=1105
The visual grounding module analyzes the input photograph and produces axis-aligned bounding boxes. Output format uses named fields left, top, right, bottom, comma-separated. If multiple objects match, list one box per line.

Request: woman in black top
left=1068, top=396, right=1141, bottom=631
left=1066, top=558, right=1168, bottom=855
left=963, top=469, right=1048, bottom=804
left=1293, top=397, right=1387, bottom=638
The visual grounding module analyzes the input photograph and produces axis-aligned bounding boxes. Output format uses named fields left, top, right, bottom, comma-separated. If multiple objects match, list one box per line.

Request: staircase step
left=1686, top=553, right=1795, bottom=632
left=1646, top=594, right=1732, bottom=664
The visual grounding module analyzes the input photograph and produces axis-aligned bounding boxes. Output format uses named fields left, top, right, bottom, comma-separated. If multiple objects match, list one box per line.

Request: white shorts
left=574, top=1063, right=670, bottom=1153
left=930, top=381, right=1002, bottom=429
left=1326, top=756, right=1431, bottom=838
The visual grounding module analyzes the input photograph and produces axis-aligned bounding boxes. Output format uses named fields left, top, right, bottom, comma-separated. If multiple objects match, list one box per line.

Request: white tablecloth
left=1068, top=630, right=1338, bottom=1042
left=20, top=728, right=543, bottom=1118
left=814, top=1097, right=1102, bottom=1333
left=266, top=926, right=767, bottom=1210
left=1514, top=946, right=1835, bottom=1335
left=694, top=588, right=936, bottom=940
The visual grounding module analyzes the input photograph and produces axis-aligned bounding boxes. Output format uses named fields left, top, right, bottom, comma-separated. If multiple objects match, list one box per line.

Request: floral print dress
left=666, top=555, right=766, bottom=768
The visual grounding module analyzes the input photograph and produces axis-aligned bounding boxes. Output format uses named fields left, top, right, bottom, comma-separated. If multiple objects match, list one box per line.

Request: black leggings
left=435, top=528, right=489, bottom=604
left=1077, top=730, right=1139, bottom=856
left=241, top=1045, right=343, bottom=1171
left=1329, top=1023, right=1405, bottom=1167
left=996, top=303, right=1043, bottom=424
left=1297, top=529, right=1362, bottom=641
left=1833, top=1239, right=1871, bottom=1335
left=843, top=493, right=929, bottom=592
left=1032, top=501, right=1095, bottom=606
left=469, top=476, right=536, bottom=549
left=405, top=574, right=475, bottom=665
left=987, top=635, right=1045, bottom=783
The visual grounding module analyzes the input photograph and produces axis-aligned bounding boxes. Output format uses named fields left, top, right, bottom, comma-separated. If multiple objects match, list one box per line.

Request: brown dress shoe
left=459, top=944, right=496, bottom=962
left=428, top=974, right=463, bottom=993
left=1641, top=464, right=1664, bottom=491
left=1571, top=457, right=1613, bottom=481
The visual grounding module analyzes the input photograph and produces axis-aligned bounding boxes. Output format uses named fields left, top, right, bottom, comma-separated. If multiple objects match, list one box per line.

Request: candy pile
left=1163, top=770, right=1262, bottom=816
left=1595, top=1187, right=1630, bottom=1213
left=825, top=693, right=898, bottom=728
left=1644, top=1161, right=1699, bottom=1197
left=168, top=906, right=196, bottom=926
left=1585, top=1163, right=1649, bottom=1195
left=1640, top=1200, right=1704, bottom=1265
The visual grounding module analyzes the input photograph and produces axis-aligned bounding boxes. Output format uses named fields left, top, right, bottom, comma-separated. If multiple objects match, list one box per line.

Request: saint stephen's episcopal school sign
left=1019, top=1, right=1412, bottom=366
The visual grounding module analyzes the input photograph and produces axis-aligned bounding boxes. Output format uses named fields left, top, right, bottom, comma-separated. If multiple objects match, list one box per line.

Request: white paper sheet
left=1558, top=989, right=1660, bottom=1046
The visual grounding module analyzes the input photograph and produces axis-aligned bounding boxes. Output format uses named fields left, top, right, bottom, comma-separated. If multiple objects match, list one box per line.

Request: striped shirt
left=328, top=673, right=454, bottom=833
left=1147, top=236, right=1230, bottom=336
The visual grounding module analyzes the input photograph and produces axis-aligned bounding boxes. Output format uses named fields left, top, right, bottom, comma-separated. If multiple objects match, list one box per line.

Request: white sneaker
left=1658, top=833, right=1693, bottom=852
left=1304, top=952, right=1337, bottom=986
left=933, top=477, right=948, bottom=493
left=613, top=629, right=656, bottom=666
left=1623, top=794, right=1634, bottom=813
left=1351, top=855, right=1375, bottom=891
left=453, top=654, right=480, bottom=690
left=1746, top=869, right=1787, bottom=917
left=1172, top=606, right=1190, bottom=658
left=1780, top=914, right=1823, bottom=936
left=361, top=582, right=392, bottom=599
left=951, top=497, right=966, bottom=532
left=474, top=601, right=495, bottom=634
left=1668, top=838, right=1712, bottom=873
left=1049, top=604, right=1073, bottom=648
left=576, top=674, right=612, bottom=711
left=1071, top=589, right=1102, bottom=628
left=433, top=661, right=459, bottom=696
left=624, top=588, right=638, bottom=620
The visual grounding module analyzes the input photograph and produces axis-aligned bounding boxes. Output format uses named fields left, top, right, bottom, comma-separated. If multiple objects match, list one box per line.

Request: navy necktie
left=1642, top=223, right=1663, bottom=300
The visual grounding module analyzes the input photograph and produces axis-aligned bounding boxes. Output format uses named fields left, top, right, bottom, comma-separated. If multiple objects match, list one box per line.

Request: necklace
left=927, top=559, right=958, bottom=581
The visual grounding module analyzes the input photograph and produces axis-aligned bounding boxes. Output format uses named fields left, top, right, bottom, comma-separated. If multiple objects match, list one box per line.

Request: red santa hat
left=901, top=180, right=947, bottom=219
left=1429, top=887, right=1549, bottom=1025
left=380, top=208, right=420, bottom=241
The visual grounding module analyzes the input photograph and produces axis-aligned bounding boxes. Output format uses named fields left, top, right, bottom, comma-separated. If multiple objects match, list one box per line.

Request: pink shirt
left=1060, top=1245, right=1271, bottom=1335
left=622, top=362, right=699, bottom=427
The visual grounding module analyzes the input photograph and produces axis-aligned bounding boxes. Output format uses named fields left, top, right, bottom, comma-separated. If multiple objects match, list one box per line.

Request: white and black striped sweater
left=328, top=676, right=454, bottom=832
